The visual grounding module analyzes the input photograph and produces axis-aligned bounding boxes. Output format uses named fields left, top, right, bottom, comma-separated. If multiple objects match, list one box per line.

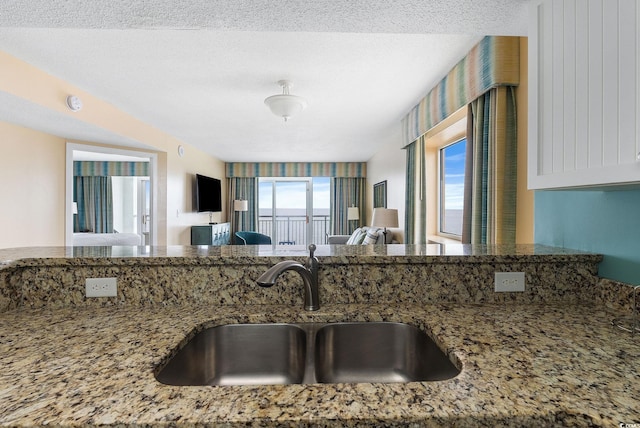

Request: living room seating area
left=327, top=226, right=393, bottom=245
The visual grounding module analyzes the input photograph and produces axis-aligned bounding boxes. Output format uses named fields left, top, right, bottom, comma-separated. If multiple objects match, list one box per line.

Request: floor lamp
left=233, top=200, right=248, bottom=243
left=347, top=206, right=359, bottom=233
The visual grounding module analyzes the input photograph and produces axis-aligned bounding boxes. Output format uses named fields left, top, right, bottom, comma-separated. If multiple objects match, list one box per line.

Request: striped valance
left=74, top=161, right=150, bottom=177
left=401, top=36, right=520, bottom=147
left=226, top=162, right=366, bottom=178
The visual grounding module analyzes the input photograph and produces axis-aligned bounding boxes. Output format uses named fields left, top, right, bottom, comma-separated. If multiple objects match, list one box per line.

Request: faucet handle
left=308, top=243, right=316, bottom=258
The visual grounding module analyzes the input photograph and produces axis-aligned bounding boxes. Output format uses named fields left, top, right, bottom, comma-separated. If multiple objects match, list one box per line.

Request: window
left=439, top=138, right=466, bottom=238
left=257, top=177, right=330, bottom=245
left=422, top=107, right=467, bottom=242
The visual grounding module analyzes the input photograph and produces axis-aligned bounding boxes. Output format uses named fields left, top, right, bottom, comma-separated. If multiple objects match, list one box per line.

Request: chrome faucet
left=256, top=244, right=319, bottom=311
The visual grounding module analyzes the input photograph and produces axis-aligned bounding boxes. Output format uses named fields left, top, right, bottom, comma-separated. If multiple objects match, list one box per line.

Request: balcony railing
left=258, top=215, right=330, bottom=245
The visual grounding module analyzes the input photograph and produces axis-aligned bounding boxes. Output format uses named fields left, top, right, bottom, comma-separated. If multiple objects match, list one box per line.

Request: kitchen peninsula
left=0, top=244, right=637, bottom=427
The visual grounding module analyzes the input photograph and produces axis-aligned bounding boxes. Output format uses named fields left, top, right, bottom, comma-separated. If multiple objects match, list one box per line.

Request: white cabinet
left=528, top=0, right=640, bottom=189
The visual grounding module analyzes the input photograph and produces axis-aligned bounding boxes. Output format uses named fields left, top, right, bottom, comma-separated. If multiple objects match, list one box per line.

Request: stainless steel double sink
left=155, top=322, right=460, bottom=386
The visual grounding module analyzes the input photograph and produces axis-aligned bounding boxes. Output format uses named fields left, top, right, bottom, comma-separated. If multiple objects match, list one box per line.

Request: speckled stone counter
left=0, top=303, right=638, bottom=427
left=0, top=244, right=636, bottom=427
left=0, top=244, right=605, bottom=312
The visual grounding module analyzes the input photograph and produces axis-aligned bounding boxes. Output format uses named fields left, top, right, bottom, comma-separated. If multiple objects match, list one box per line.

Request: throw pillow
left=346, top=228, right=366, bottom=245
left=362, top=228, right=380, bottom=245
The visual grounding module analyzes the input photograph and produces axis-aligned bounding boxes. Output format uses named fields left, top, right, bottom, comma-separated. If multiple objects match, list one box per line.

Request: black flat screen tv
left=195, top=174, right=222, bottom=213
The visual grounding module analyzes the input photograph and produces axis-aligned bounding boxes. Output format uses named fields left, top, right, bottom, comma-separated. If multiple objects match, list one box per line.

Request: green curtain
left=330, top=177, right=366, bottom=235
left=227, top=177, right=257, bottom=242
left=404, top=138, right=428, bottom=244
left=462, top=86, right=517, bottom=244
left=73, top=176, right=114, bottom=233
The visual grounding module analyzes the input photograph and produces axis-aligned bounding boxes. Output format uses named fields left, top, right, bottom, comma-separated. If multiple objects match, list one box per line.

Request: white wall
left=366, top=131, right=406, bottom=243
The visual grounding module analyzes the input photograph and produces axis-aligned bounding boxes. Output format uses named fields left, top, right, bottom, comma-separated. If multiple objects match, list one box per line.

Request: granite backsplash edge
left=1, top=244, right=626, bottom=313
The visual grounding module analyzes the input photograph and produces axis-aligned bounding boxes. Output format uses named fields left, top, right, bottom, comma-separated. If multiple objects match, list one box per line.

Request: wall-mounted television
left=195, top=174, right=222, bottom=213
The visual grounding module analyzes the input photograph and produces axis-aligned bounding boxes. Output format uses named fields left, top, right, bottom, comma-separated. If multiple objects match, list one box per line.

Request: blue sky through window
left=258, top=178, right=330, bottom=212
left=441, top=138, right=466, bottom=236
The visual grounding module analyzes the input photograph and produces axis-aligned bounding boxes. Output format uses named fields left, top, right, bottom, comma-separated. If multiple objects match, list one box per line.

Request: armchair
left=235, top=231, right=272, bottom=245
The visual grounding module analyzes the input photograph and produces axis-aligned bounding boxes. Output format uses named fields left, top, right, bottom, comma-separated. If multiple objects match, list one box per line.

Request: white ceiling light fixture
left=264, top=80, right=307, bottom=122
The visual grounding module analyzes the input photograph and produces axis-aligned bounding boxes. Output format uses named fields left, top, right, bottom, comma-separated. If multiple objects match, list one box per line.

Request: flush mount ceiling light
left=264, top=80, right=307, bottom=122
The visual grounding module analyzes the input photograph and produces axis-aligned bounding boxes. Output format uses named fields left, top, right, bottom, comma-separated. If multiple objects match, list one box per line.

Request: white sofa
left=327, top=226, right=392, bottom=245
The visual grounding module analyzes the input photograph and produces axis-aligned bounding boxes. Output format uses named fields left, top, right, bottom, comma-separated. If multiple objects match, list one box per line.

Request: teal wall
left=535, top=189, right=640, bottom=285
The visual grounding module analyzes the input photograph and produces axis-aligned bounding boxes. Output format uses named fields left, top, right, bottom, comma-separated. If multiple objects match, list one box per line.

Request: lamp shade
left=264, top=80, right=307, bottom=121
left=371, top=208, right=398, bottom=228
left=264, top=94, right=307, bottom=120
left=233, top=199, right=248, bottom=212
left=347, top=206, right=359, bottom=221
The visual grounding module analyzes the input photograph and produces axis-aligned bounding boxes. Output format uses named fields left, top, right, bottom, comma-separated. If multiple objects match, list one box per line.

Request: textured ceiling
left=0, top=0, right=531, bottom=162
left=0, top=0, right=530, bottom=34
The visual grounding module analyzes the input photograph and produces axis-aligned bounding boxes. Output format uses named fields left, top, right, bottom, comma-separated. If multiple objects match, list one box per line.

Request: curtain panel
left=74, top=161, right=149, bottom=177
left=226, top=177, right=258, bottom=241
left=462, top=87, right=517, bottom=245
left=73, top=176, right=114, bottom=233
left=404, top=139, right=428, bottom=244
left=226, top=162, right=366, bottom=178
left=401, top=36, right=520, bottom=148
left=330, top=177, right=366, bottom=235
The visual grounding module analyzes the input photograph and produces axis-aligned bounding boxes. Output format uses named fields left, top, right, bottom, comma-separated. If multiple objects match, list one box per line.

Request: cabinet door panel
left=551, top=0, right=565, bottom=173
left=575, top=1, right=589, bottom=170
left=540, top=0, right=555, bottom=176
left=563, top=0, right=577, bottom=172
left=587, top=0, right=604, bottom=170
left=529, top=0, right=640, bottom=189
left=619, top=0, right=638, bottom=165
left=602, top=1, right=620, bottom=167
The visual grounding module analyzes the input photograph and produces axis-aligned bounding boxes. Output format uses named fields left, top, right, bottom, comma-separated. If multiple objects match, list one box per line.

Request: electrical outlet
left=494, top=272, right=525, bottom=292
left=86, top=277, right=117, bottom=298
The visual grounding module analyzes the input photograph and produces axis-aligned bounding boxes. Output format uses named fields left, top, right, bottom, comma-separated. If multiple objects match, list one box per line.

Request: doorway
left=65, top=143, right=158, bottom=246
left=258, top=177, right=330, bottom=245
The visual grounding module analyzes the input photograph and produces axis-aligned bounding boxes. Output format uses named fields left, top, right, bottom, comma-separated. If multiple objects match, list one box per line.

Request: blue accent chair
left=235, top=231, right=272, bottom=245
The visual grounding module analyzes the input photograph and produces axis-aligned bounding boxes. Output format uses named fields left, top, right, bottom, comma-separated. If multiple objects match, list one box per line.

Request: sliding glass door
left=259, top=179, right=311, bottom=245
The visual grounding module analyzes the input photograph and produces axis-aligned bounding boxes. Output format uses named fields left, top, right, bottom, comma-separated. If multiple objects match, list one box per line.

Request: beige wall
left=0, top=51, right=225, bottom=248
left=0, top=122, right=66, bottom=247
left=166, top=142, right=226, bottom=245
left=515, top=38, right=534, bottom=243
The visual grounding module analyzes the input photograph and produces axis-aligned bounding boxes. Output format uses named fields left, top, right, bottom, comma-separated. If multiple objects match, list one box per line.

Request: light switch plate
left=494, top=272, right=525, bottom=292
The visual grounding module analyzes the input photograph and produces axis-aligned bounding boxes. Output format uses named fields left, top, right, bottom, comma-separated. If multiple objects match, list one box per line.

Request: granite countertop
left=0, top=244, right=602, bottom=269
left=0, top=302, right=637, bottom=427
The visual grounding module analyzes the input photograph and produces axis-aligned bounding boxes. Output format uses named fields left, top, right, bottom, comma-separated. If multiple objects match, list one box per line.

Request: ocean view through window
left=440, top=138, right=466, bottom=237
left=258, top=177, right=330, bottom=245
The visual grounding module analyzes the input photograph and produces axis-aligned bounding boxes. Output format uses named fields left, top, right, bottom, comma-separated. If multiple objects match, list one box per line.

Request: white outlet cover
left=494, top=272, right=525, bottom=292
left=86, top=277, right=117, bottom=298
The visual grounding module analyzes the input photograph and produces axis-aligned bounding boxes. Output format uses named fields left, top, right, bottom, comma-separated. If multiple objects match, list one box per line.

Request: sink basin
left=155, top=322, right=459, bottom=386
left=314, top=322, right=459, bottom=383
left=155, top=324, right=306, bottom=386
